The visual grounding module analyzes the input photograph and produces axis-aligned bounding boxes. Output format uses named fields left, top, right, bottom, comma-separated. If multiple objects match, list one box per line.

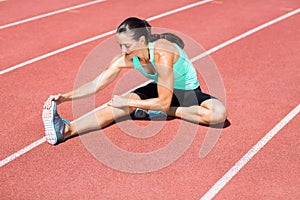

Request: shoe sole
left=42, top=101, right=57, bottom=145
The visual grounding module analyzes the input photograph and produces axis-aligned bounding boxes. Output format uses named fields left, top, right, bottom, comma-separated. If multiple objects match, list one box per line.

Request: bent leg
left=167, top=99, right=228, bottom=125
left=64, top=93, right=141, bottom=139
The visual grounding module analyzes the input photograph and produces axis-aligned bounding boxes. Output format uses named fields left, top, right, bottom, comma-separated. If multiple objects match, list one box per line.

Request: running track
left=0, top=0, right=299, bottom=199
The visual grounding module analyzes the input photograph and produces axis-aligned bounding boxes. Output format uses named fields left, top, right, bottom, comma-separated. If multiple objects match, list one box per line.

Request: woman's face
left=116, top=32, right=146, bottom=58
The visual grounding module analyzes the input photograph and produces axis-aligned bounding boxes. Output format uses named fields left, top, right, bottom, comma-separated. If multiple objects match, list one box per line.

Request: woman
left=43, top=17, right=228, bottom=145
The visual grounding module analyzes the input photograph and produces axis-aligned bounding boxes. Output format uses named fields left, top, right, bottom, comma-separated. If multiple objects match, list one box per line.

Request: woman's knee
left=200, top=99, right=228, bottom=124
left=201, top=108, right=227, bottom=124
left=211, top=106, right=228, bottom=124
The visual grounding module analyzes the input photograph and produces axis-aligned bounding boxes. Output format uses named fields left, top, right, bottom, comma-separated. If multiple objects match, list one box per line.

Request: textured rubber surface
left=42, top=101, right=57, bottom=145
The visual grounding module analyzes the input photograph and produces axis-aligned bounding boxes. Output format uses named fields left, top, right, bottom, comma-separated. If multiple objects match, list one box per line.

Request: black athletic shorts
left=132, top=82, right=216, bottom=107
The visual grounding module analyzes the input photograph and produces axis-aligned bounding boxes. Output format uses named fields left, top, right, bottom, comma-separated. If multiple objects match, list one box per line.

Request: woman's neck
left=137, top=47, right=150, bottom=63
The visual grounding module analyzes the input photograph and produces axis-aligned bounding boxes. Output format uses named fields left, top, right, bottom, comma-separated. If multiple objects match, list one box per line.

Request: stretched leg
left=64, top=93, right=141, bottom=139
left=167, top=99, right=228, bottom=125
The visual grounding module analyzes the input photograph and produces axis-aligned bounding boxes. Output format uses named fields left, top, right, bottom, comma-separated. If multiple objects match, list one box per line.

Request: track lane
left=0, top=0, right=298, bottom=170
left=0, top=0, right=107, bottom=30
left=201, top=13, right=300, bottom=199
left=0, top=0, right=97, bottom=24
left=214, top=113, right=300, bottom=199
left=148, top=0, right=300, bottom=50
left=1, top=0, right=299, bottom=72
left=0, top=0, right=199, bottom=71
left=1, top=0, right=298, bottom=158
left=0, top=0, right=299, bottom=199
left=0, top=0, right=212, bottom=159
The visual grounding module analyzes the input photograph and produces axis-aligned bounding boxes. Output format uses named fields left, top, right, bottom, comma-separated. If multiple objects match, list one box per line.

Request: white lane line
left=200, top=104, right=300, bottom=200
left=191, top=8, right=300, bottom=62
left=0, top=6, right=298, bottom=168
left=0, top=137, right=47, bottom=167
left=0, top=0, right=213, bottom=75
left=0, top=30, right=115, bottom=75
left=0, top=0, right=107, bottom=30
left=146, top=0, right=213, bottom=21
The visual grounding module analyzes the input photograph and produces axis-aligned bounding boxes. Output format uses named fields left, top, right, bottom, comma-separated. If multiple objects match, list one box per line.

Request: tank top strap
left=148, top=42, right=155, bottom=66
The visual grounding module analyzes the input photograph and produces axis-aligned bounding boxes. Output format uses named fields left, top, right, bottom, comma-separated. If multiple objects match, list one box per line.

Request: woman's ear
left=139, top=36, right=146, bottom=44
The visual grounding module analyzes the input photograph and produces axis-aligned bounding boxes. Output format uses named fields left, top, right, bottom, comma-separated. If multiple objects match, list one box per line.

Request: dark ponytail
left=149, top=33, right=184, bottom=49
left=117, top=17, right=185, bottom=49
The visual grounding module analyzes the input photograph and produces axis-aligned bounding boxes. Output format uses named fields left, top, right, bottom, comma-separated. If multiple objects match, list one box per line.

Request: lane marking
left=0, top=6, right=298, bottom=168
left=0, top=0, right=213, bottom=75
left=146, top=0, right=213, bottom=21
left=0, top=137, right=47, bottom=167
left=191, top=8, right=300, bottom=62
left=200, top=104, right=300, bottom=200
left=0, top=0, right=107, bottom=30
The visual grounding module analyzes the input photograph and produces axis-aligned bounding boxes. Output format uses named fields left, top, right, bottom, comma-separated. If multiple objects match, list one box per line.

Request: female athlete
left=43, top=17, right=228, bottom=145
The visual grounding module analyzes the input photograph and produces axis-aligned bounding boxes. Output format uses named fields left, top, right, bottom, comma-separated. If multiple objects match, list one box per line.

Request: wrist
left=61, top=93, right=70, bottom=102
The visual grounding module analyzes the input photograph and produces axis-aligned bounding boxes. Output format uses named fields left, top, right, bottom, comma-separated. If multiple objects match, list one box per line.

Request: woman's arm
left=66, top=55, right=127, bottom=100
left=44, top=54, right=128, bottom=108
left=63, top=65, right=121, bottom=101
left=111, top=41, right=177, bottom=112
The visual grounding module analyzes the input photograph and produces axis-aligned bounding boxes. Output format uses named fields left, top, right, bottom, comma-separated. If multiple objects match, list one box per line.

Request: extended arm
left=63, top=65, right=121, bottom=101
left=44, top=55, right=127, bottom=108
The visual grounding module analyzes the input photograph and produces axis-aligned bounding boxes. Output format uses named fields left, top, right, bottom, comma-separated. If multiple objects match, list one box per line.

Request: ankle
left=63, top=123, right=72, bottom=139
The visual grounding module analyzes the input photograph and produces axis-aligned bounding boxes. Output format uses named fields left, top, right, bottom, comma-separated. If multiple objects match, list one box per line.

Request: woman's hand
left=108, top=95, right=130, bottom=108
left=43, top=94, right=65, bottom=109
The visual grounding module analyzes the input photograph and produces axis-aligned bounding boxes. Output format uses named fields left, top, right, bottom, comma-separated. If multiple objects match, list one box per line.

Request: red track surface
left=0, top=0, right=299, bottom=199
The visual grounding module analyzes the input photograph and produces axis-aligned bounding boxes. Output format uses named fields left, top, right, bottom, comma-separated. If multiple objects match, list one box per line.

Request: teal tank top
left=132, top=42, right=199, bottom=90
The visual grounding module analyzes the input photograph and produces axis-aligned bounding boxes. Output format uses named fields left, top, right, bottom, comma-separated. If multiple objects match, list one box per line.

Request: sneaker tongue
left=54, top=115, right=64, bottom=131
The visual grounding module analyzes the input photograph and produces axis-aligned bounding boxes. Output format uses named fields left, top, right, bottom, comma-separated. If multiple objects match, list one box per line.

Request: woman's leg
left=63, top=93, right=141, bottom=139
left=167, top=99, right=228, bottom=125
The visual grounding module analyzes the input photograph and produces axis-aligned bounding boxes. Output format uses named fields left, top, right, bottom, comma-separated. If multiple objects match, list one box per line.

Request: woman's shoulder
left=152, top=39, right=179, bottom=64
left=153, top=39, right=178, bottom=52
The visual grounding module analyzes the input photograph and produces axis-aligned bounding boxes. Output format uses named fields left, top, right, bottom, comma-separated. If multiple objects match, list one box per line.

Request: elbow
left=163, top=103, right=171, bottom=112
left=159, top=99, right=171, bottom=112
left=148, top=97, right=171, bottom=112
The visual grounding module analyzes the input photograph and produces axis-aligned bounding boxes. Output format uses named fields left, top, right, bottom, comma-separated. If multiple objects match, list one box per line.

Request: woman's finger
left=54, top=94, right=62, bottom=101
left=43, top=100, right=50, bottom=109
left=43, top=95, right=58, bottom=109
